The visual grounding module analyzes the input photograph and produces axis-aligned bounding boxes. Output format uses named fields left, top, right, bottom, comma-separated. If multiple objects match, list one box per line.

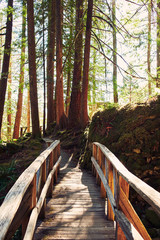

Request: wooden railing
left=92, top=142, right=160, bottom=240
left=0, top=140, right=61, bottom=240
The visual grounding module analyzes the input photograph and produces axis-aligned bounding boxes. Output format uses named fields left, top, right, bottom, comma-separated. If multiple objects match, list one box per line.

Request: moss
left=0, top=144, right=6, bottom=153
left=6, top=142, right=22, bottom=154
left=79, top=147, right=92, bottom=170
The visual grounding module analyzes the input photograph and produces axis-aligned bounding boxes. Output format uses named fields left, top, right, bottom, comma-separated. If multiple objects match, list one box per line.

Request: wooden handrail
left=0, top=140, right=61, bottom=240
left=92, top=142, right=160, bottom=240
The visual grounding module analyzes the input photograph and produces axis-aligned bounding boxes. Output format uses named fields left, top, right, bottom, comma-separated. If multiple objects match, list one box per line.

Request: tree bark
left=68, top=0, right=83, bottom=128
left=112, top=0, right=118, bottom=103
left=13, top=0, right=26, bottom=139
left=7, top=62, right=12, bottom=140
left=27, top=0, right=41, bottom=138
left=55, top=0, right=66, bottom=129
left=42, top=0, right=46, bottom=136
left=148, top=0, right=152, bottom=95
left=157, top=0, right=160, bottom=88
left=47, top=0, right=56, bottom=130
left=0, top=0, right=13, bottom=138
left=65, top=0, right=74, bottom=117
left=0, top=13, right=3, bottom=74
left=80, top=0, right=93, bottom=128
left=27, top=87, right=30, bottom=132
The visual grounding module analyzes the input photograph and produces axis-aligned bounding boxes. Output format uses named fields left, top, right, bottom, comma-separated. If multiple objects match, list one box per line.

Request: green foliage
left=0, top=159, right=16, bottom=178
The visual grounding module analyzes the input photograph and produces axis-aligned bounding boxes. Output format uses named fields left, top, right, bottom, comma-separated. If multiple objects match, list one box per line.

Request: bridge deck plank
left=34, top=151, right=115, bottom=240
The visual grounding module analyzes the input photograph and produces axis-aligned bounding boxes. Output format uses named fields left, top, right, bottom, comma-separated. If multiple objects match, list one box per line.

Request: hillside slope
left=81, top=96, right=160, bottom=238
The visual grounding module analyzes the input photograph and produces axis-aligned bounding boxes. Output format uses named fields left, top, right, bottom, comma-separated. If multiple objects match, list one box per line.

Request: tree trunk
left=68, top=0, right=83, bottom=128
left=47, top=0, right=56, bottom=130
left=65, top=67, right=71, bottom=117
left=92, top=48, right=96, bottom=104
left=27, top=87, right=30, bottom=132
left=13, top=0, right=26, bottom=139
left=112, top=0, right=118, bottom=103
left=0, top=13, right=3, bottom=74
left=65, top=0, right=74, bottom=117
left=27, top=0, right=41, bottom=138
left=148, top=0, right=152, bottom=95
left=80, top=0, right=93, bottom=128
left=55, top=0, right=66, bottom=129
left=0, top=0, right=13, bottom=138
left=42, top=0, right=46, bottom=136
left=7, top=62, right=12, bottom=141
left=157, top=0, right=160, bottom=87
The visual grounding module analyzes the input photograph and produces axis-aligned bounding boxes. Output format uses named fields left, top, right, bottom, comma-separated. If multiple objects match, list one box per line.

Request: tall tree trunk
left=27, top=0, right=41, bottom=138
left=7, top=62, right=12, bottom=141
left=157, top=0, right=160, bottom=87
left=27, top=87, right=30, bottom=132
left=0, top=13, right=3, bottom=74
left=65, top=0, right=74, bottom=117
left=47, top=0, right=56, bottom=130
left=42, top=0, right=46, bottom=136
left=13, top=0, right=26, bottom=139
left=55, top=0, right=66, bottom=128
left=148, top=0, right=152, bottom=95
left=0, top=0, right=13, bottom=138
left=65, top=67, right=71, bottom=117
left=68, top=0, right=83, bottom=128
left=92, top=48, right=96, bottom=104
left=80, top=0, right=93, bottom=128
left=112, top=0, right=118, bottom=103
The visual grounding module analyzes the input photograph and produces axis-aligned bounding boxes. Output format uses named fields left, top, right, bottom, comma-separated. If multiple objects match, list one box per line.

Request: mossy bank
left=81, top=96, right=160, bottom=238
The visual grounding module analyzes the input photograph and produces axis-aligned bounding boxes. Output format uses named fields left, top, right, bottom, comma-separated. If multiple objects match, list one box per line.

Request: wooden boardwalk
left=34, top=150, right=115, bottom=240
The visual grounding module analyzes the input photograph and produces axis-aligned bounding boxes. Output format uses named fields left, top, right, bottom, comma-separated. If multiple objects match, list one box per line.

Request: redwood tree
left=147, top=0, right=152, bottom=95
left=27, top=87, right=30, bottom=132
left=68, top=0, right=83, bottom=128
left=55, top=0, right=66, bottom=128
left=47, top=0, right=56, bottom=130
left=27, top=0, right=41, bottom=138
left=157, top=0, right=160, bottom=87
left=0, top=0, right=13, bottom=138
left=7, top=62, right=12, bottom=140
left=13, top=0, right=26, bottom=139
left=80, top=0, right=93, bottom=128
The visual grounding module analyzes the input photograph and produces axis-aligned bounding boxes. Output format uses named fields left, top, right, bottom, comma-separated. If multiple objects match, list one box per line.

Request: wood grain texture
left=119, top=187, right=151, bottom=240
left=0, top=140, right=60, bottom=240
left=93, top=142, right=160, bottom=216
left=91, top=156, right=148, bottom=239
left=34, top=153, right=115, bottom=240
left=24, top=157, right=62, bottom=240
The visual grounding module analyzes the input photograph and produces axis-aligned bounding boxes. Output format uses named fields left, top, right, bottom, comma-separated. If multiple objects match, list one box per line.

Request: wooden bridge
left=0, top=140, right=160, bottom=240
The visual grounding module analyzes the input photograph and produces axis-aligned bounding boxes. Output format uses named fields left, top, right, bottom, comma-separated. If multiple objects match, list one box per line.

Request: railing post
left=92, top=144, right=96, bottom=176
left=116, top=176, right=129, bottom=240
left=100, top=152, right=106, bottom=198
left=22, top=175, right=36, bottom=238
left=39, top=161, right=46, bottom=218
left=57, top=143, right=60, bottom=174
left=96, top=147, right=101, bottom=185
left=54, top=146, right=58, bottom=183
left=107, top=160, right=114, bottom=221
left=48, top=150, right=54, bottom=198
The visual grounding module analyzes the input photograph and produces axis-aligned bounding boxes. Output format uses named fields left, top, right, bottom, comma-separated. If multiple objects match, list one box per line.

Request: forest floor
left=0, top=135, right=46, bottom=205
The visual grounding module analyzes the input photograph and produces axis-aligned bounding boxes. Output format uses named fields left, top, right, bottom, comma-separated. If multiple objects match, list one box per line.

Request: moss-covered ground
left=0, top=134, right=46, bottom=205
